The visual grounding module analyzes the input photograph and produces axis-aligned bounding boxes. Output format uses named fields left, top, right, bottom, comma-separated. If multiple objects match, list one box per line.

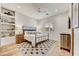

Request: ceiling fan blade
left=32, top=3, right=48, bottom=15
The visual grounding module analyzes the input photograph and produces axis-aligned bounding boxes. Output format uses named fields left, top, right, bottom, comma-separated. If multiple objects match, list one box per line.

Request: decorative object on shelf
left=4, top=12, right=13, bottom=16
left=1, top=7, right=15, bottom=16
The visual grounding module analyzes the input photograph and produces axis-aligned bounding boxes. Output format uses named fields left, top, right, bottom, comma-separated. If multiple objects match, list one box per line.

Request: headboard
left=22, top=26, right=36, bottom=34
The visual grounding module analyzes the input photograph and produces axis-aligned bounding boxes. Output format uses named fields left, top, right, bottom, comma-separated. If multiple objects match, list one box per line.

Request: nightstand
left=60, top=33, right=71, bottom=52
left=16, top=34, right=24, bottom=44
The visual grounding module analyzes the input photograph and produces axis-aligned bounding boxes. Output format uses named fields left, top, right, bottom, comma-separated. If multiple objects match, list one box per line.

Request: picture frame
left=68, top=16, right=71, bottom=29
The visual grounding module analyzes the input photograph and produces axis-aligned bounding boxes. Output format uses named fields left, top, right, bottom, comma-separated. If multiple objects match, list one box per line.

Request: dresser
left=60, top=33, right=71, bottom=52
left=16, top=34, right=24, bottom=44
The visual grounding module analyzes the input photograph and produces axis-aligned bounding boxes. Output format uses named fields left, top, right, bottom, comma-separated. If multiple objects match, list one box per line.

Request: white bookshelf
left=0, top=7, right=15, bottom=38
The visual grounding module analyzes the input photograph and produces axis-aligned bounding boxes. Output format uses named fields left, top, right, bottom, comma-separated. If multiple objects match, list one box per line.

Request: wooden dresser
left=60, top=33, right=71, bottom=52
left=16, top=34, right=24, bottom=44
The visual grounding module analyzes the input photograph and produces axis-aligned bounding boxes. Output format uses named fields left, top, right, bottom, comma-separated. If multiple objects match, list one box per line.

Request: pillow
left=24, top=31, right=36, bottom=35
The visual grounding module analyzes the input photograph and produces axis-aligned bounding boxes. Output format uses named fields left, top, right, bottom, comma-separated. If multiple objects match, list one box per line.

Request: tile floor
left=16, top=40, right=56, bottom=56
left=0, top=40, right=72, bottom=56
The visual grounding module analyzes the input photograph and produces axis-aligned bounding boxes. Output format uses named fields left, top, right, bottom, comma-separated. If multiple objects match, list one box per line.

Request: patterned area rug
left=17, top=40, right=57, bottom=56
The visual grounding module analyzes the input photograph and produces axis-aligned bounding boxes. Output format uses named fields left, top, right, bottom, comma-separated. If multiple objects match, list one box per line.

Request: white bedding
left=36, top=32, right=48, bottom=43
left=24, top=31, right=36, bottom=47
left=24, top=31, right=48, bottom=47
left=24, top=34, right=35, bottom=47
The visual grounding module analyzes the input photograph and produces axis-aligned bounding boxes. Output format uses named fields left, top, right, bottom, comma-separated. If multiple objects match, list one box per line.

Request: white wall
left=15, top=12, right=37, bottom=27
left=38, top=12, right=70, bottom=41
left=15, top=12, right=37, bottom=34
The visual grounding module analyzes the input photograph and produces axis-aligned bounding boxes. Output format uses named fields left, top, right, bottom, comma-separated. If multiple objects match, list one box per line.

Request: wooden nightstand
left=60, top=33, right=71, bottom=52
left=16, top=34, right=24, bottom=44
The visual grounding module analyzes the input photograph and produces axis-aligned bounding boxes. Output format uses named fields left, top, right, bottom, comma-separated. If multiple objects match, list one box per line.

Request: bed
left=24, top=31, right=49, bottom=47
left=36, top=32, right=49, bottom=43
left=23, top=26, right=49, bottom=47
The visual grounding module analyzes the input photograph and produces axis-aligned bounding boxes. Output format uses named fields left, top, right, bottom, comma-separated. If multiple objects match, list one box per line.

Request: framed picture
left=68, top=16, right=71, bottom=29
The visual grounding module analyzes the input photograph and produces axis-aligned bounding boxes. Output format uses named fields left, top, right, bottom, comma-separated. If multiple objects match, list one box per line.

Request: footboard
left=36, top=33, right=49, bottom=46
left=24, top=31, right=49, bottom=47
left=24, top=34, right=36, bottom=47
left=36, top=33, right=49, bottom=43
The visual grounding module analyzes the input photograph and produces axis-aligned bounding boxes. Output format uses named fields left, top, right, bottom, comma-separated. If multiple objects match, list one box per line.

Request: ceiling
left=1, top=3, right=70, bottom=20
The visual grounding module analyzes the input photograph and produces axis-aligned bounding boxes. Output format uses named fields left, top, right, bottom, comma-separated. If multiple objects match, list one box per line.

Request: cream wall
left=15, top=12, right=37, bottom=27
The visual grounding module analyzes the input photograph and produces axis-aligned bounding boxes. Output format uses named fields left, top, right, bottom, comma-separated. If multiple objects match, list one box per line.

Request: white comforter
left=24, top=32, right=48, bottom=47
left=24, top=34, right=35, bottom=47
left=36, top=33, right=48, bottom=43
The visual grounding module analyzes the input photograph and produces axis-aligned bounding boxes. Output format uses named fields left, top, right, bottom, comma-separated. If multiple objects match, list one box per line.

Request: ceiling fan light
left=17, top=5, right=21, bottom=8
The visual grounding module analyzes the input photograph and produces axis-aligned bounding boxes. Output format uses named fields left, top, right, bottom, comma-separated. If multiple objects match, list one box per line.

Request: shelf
left=0, top=30, right=15, bottom=32
left=1, top=7, right=15, bottom=16
left=0, top=7, right=15, bottom=38
left=1, top=13, right=15, bottom=19
left=1, top=22, right=15, bottom=25
left=1, top=36, right=15, bottom=39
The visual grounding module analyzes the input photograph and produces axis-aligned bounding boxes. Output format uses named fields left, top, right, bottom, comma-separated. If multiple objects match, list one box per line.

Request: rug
left=17, top=40, right=57, bottom=56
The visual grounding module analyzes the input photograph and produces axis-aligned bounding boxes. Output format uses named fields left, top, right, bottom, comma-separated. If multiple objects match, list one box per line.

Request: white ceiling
left=1, top=3, right=70, bottom=19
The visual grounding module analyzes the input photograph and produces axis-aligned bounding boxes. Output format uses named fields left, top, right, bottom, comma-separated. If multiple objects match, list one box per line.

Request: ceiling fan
left=33, top=3, right=49, bottom=15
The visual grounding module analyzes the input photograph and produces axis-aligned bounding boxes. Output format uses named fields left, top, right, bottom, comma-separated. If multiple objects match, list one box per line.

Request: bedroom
left=0, top=3, right=72, bottom=56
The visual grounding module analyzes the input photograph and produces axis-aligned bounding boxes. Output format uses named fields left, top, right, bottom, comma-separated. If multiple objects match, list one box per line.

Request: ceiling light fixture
left=17, top=6, right=21, bottom=8
left=55, top=9, right=58, bottom=12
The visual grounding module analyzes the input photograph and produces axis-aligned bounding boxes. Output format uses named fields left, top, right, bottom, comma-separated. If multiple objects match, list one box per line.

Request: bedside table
left=16, top=34, right=24, bottom=44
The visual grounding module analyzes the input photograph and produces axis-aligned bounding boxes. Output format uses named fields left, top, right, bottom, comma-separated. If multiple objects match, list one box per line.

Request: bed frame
left=22, top=26, right=49, bottom=47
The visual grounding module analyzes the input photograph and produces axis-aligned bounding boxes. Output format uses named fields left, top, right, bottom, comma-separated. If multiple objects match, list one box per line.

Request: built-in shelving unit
left=0, top=7, right=15, bottom=38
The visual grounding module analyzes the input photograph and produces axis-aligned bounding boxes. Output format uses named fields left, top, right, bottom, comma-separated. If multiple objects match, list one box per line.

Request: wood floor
left=0, top=41, right=71, bottom=56
left=0, top=44, right=19, bottom=56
